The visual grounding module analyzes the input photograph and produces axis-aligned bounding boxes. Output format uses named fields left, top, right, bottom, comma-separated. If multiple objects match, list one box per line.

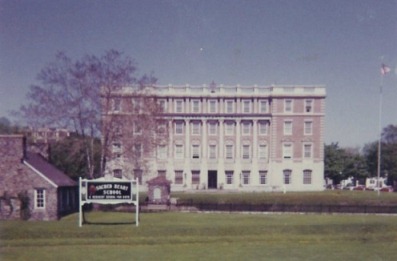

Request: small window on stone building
left=113, top=169, right=123, bottom=179
left=35, top=188, right=45, bottom=209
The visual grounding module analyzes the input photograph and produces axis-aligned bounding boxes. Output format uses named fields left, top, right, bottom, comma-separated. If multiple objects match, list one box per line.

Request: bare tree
left=19, top=50, right=159, bottom=178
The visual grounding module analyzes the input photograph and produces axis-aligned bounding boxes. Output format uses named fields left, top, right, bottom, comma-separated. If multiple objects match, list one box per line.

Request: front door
left=208, top=171, right=217, bottom=189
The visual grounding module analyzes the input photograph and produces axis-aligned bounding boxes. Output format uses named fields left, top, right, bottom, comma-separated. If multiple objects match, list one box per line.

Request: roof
left=24, top=152, right=77, bottom=187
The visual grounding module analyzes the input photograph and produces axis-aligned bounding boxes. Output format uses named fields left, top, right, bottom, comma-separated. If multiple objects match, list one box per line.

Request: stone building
left=0, top=135, right=78, bottom=220
left=104, top=84, right=326, bottom=192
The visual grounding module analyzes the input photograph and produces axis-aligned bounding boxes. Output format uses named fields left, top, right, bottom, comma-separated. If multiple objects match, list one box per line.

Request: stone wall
left=0, top=135, right=59, bottom=220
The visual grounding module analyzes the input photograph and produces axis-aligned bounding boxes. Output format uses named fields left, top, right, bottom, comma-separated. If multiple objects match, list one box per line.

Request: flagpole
left=377, top=71, right=384, bottom=196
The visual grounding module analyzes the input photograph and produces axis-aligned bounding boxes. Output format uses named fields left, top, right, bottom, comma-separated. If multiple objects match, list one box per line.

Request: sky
left=0, top=0, right=396, bottom=148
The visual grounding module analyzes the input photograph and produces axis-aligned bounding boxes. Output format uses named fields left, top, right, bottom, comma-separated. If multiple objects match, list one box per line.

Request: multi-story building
left=104, top=84, right=326, bottom=192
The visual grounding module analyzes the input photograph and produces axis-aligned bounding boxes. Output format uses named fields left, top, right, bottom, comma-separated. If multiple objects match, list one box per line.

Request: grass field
left=2, top=211, right=397, bottom=261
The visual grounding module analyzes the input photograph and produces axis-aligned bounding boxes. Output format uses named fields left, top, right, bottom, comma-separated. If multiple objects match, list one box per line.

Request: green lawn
left=2, top=211, right=397, bottom=260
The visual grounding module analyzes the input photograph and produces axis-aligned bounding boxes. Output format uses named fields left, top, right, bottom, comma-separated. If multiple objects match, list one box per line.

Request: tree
left=19, top=50, right=159, bottom=178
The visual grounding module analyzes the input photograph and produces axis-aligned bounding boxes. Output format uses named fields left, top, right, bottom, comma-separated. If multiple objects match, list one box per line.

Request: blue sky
left=1, top=0, right=396, bottom=147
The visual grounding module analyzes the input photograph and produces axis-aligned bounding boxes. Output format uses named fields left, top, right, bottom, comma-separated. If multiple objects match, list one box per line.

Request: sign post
left=79, top=177, right=139, bottom=227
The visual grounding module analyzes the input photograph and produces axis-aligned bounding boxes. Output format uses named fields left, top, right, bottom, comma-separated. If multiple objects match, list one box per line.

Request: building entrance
left=208, top=171, right=217, bottom=189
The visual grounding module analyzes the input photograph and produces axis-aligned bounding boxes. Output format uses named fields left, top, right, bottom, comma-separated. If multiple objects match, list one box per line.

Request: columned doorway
left=208, top=170, right=217, bottom=189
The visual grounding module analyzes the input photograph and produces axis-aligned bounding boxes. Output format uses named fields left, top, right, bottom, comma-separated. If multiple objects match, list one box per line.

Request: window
left=242, top=171, right=250, bottom=185
left=303, top=144, right=312, bottom=158
left=192, top=144, right=200, bottom=159
left=304, top=121, right=313, bottom=135
left=242, top=100, right=251, bottom=113
left=158, top=170, right=166, bottom=177
left=131, top=98, right=141, bottom=112
left=209, top=144, right=217, bottom=159
left=242, top=121, right=251, bottom=135
left=192, top=99, right=200, bottom=113
left=208, top=99, right=217, bottom=113
left=158, top=99, right=167, bottom=112
left=225, top=144, right=234, bottom=159
left=283, top=143, right=293, bottom=159
left=175, top=170, right=183, bottom=184
left=284, top=121, right=292, bottom=135
left=242, top=145, right=250, bottom=159
left=225, top=122, right=235, bottom=135
left=258, top=121, right=268, bottom=135
left=283, top=169, right=292, bottom=184
left=259, top=171, right=267, bottom=184
left=225, top=100, right=234, bottom=113
left=175, top=122, right=184, bottom=135
left=133, top=121, right=142, bottom=134
left=113, top=98, right=121, bottom=112
left=259, top=100, right=268, bottom=113
left=134, top=169, right=142, bottom=185
left=113, top=169, right=123, bottom=179
left=192, top=171, right=200, bottom=185
left=225, top=171, right=233, bottom=184
left=303, top=170, right=312, bottom=184
left=175, top=144, right=184, bottom=159
left=192, top=122, right=201, bottom=135
left=208, top=122, right=217, bottom=135
left=284, top=99, right=293, bottom=112
left=157, top=145, right=167, bottom=159
left=305, top=99, right=313, bottom=113
left=134, top=144, right=142, bottom=158
left=175, top=100, right=183, bottom=113
left=34, top=189, right=45, bottom=209
left=258, top=144, right=268, bottom=160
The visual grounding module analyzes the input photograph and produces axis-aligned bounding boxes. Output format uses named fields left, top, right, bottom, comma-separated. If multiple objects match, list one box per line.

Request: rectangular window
left=225, top=100, right=234, bottom=113
left=242, top=121, right=251, bottom=135
left=225, top=144, right=234, bottom=159
left=134, top=144, right=142, bottom=158
left=158, top=170, right=166, bottom=177
left=175, top=170, right=183, bottom=184
left=303, top=170, right=312, bottom=184
left=175, top=122, right=184, bottom=135
left=208, top=99, right=217, bottom=113
left=304, top=121, right=313, bottom=135
left=305, top=99, right=313, bottom=113
left=258, top=121, right=268, bottom=135
left=192, top=144, right=200, bottom=159
left=158, top=99, right=167, bottom=112
left=192, top=171, right=200, bottom=185
left=258, top=144, right=268, bottom=160
left=225, top=171, right=233, bottom=185
left=192, top=122, right=201, bottom=135
left=284, top=99, right=293, bottom=113
left=175, top=100, right=183, bottom=113
left=113, top=98, right=121, bottom=112
left=284, top=121, right=292, bottom=135
left=208, top=122, right=217, bottom=135
left=157, top=145, right=167, bottom=159
left=134, top=169, right=143, bottom=185
left=113, top=169, right=122, bottom=179
left=304, top=144, right=312, bottom=158
left=133, top=121, right=142, bottom=134
left=283, top=143, right=293, bottom=159
left=283, top=169, right=292, bottom=184
left=225, top=122, right=235, bottom=135
left=175, top=144, right=184, bottom=159
left=259, top=100, right=268, bottom=113
left=242, top=100, right=251, bottom=113
left=242, top=171, right=250, bottom=185
left=192, top=99, right=200, bottom=113
left=259, top=171, right=267, bottom=185
left=209, top=145, right=217, bottom=159
left=35, top=189, right=45, bottom=209
left=242, top=145, right=250, bottom=159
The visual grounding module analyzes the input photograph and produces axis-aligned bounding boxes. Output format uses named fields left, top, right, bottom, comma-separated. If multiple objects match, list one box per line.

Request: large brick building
left=0, top=135, right=78, bottom=220
left=105, top=84, right=326, bottom=192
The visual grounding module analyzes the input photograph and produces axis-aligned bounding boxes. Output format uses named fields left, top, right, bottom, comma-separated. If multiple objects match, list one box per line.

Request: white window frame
left=175, top=122, right=184, bottom=135
left=175, top=144, right=184, bottom=159
left=258, top=144, right=268, bottom=160
left=225, top=100, right=234, bottom=113
left=175, top=99, right=183, bottom=113
left=225, top=144, right=234, bottom=159
left=208, top=122, right=217, bottom=135
left=283, top=120, right=293, bottom=135
left=258, top=121, right=268, bottom=135
left=158, top=99, right=167, bottom=112
left=242, top=144, right=250, bottom=159
left=259, top=171, right=267, bottom=185
left=284, top=99, right=293, bottom=113
left=191, top=99, right=201, bottom=113
left=242, top=171, right=250, bottom=185
left=34, top=188, right=45, bottom=209
left=191, top=122, right=201, bottom=135
left=157, top=145, right=167, bottom=159
left=209, top=144, right=217, bottom=159
left=242, top=99, right=251, bottom=113
left=283, top=143, right=293, bottom=159
left=242, top=121, right=251, bottom=135
left=304, top=121, right=313, bottom=135
left=174, top=170, right=183, bottom=184
left=225, top=122, right=235, bottom=135
left=305, top=99, right=313, bottom=113
left=192, top=144, right=200, bottom=159
left=225, top=171, right=234, bottom=184
left=259, top=100, right=268, bottom=113
left=303, top=143, right=313, bottom=159
left=303, top=169, right=312, bottom=184
left=208, top=99, right=217, bottom=113
left=283, top=169, right=292, bottom=184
